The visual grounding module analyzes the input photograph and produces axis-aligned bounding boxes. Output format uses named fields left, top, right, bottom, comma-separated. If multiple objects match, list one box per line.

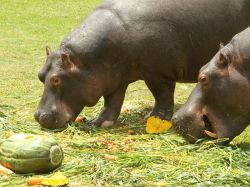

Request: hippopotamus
left=35, top=0, right=250, bottom=130
left=172, top=27, right=250, bottom=144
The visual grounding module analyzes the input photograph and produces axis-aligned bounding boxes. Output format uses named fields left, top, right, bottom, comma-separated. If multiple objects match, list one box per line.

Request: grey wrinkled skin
left=35, top=0, right=250, bottom=130
left=173, top=27, right=250, bottom=144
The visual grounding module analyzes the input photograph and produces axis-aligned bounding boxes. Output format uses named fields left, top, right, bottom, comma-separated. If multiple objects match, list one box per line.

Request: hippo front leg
left=91, top=84, right=128, bottom=127
left=145, top=78, right=176, bottom=121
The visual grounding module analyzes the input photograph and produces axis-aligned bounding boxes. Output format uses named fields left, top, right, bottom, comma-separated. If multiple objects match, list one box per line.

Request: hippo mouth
left=41, top=123, right=69, bottom=132
left=202, top=115, right=218, bottom=139
left=40, top=106, right=85, bottom=131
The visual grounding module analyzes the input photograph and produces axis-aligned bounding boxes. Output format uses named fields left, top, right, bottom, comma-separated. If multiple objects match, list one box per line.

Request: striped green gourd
left=0, top=134, right=63, bottom=174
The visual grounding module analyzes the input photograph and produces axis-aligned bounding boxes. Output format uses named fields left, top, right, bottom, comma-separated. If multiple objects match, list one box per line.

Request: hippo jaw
left=171, top=84, right=245, bottom=144
left=201, top=111, right=228, bottom=143
left=172, top=98, right=249, bottom=145
left=172, top=108, right=225, bottom=144
left=202, top=106, right=250, bottom=144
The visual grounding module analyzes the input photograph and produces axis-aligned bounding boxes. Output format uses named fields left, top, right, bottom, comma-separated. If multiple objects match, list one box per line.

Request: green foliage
left=0, top=0, right=249, bottom=186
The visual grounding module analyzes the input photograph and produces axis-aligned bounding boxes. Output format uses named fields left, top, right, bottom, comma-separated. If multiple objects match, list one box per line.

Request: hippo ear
left=219, top=43, right=224, bottom=50
left=46, top=46, right=52, bottom=56
left=61, top=53, right=72, bottom=69
left=218, top=52, right=229, bottom=68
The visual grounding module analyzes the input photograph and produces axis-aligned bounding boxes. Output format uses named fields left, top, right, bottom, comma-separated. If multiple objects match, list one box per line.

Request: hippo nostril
left=172, top=114, right=185, bottom=133
left=39, top=113, right=49, bottom=123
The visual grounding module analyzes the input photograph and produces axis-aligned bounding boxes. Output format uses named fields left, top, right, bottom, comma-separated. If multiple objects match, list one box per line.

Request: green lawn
left=0, top=0, right=249, bottom=186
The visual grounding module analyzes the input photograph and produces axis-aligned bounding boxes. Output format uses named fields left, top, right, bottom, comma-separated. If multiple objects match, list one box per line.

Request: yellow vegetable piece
left=25, top=135, right=35, bottom=139
left=42, top=172, right=69, bottom=186
left=146, top=116, right=172, bottom=134
left=4, top=131, right=14, bottom=138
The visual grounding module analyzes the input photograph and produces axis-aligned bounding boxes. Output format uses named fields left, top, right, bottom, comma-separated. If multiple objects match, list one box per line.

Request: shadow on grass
left=173, top=104, right=184, bottom=112
left=0, top=111, right=7, bottom=118
left=77, top=104, right=184, bottom=135
left=0, top=104, right=14, bottom=118
left=0, top=104, right=15, bottom=110
left=232, top=142, right=250, bottom=149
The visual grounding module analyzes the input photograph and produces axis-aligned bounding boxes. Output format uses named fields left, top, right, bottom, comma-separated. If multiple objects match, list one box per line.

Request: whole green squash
left=0, top=134, right=63, bottom=174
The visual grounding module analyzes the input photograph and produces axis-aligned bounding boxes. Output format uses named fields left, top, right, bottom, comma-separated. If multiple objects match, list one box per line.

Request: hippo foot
left=90, top=118, right=115, bottom=128
left=144, top=110, right=172, bottom=121
left=101, top=121, right=115, bottom=127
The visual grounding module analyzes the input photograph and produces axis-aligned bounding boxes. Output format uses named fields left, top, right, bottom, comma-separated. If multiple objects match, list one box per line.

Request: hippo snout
left=34, top=109, right=70, bottom=130
left=172, top=110, right=206, bottom=143
left=172, top=113, right=188, bottom=135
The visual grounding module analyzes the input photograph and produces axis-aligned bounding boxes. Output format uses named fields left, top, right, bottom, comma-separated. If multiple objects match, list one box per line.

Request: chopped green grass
left=0, top=1, right=249, bottom=186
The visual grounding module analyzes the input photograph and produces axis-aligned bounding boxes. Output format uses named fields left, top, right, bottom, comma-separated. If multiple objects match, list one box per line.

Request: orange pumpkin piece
left=27, top=177, right=43, bottom=186
left=0, top=164, right=13, bottom=175
left=146, top=116, right=172, bottom=134
left=128, top=129, right=135, bottom=135
left=104, top=154, right=118, bottom=161
left=1, top=162, right=15, bottom=171
left=75, top=116, right=86, bottom=123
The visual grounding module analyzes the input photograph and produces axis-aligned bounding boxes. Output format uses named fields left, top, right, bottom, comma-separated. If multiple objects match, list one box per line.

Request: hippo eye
left=50, top=76, right=61, bottom=87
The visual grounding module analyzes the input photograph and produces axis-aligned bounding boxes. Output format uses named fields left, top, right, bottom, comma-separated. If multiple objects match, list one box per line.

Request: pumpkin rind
left=0, top=134, right=63, bottom=174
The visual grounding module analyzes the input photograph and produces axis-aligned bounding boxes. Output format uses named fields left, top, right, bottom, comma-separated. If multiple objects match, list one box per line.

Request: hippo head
left=34, top=46, right=110, bottom=130
left=172, top=31, right=250, bottom=144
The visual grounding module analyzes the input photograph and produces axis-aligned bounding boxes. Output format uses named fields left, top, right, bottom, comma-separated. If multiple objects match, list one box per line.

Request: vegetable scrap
left=28, top=172, right=69, bottom=186
left=204, top=130, right=218, bottom=139
left=0, top=164, right=13, bottom=175
left=104, top=154, right=118, bottom=161
left=128, top=129, right=135, bottom=135
left=146, top=116, right=172, bottom=134
left=3, top=131, right=14, bottom=138
left=27, top=177, right=43, bottom=186
left=74, top=116, right=86, bottom=123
